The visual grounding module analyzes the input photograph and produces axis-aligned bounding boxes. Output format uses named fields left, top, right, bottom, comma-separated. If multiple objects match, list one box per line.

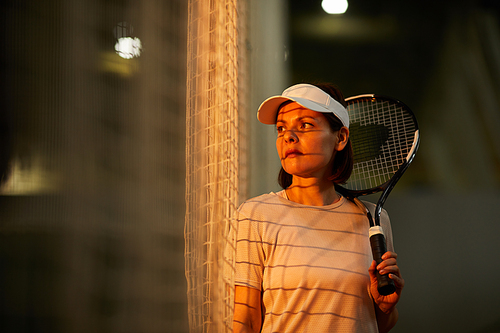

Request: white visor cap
left=257, top=83, right=349, bottom=128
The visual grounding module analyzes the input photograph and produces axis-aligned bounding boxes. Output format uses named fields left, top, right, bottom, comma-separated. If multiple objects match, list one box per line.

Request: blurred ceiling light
left=113, top=22, right=142, bottom=59
left=322, top=0, right=348, bottom=14
left=115, top=37, right=142, bottom=59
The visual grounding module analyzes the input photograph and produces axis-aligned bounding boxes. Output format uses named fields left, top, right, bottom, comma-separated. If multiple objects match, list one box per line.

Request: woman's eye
left=276, top=126, right=285, bottom=134
left=301, top=122, right=313, bottom=129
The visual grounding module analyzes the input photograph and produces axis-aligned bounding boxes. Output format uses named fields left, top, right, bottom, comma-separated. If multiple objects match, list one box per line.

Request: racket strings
left=346, top=99, right=416, bottom=191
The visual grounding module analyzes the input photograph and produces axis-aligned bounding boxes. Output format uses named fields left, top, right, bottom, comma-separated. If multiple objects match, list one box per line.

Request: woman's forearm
left=233, top=321, right=260, bottom=333
left=376, top=306, right=399, bottom=333
left=233, top=286, right=262, bottom=333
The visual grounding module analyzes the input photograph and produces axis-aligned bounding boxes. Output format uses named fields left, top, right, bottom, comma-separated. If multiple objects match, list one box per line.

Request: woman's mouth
left=285, top=149, right=302, bottom=158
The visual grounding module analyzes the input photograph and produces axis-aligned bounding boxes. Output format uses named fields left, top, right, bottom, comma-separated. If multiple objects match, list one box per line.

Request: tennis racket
left=335, top=94, right=419, bottom=296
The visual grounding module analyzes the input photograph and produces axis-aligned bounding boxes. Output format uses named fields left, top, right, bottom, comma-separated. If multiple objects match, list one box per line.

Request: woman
left=233, top=83, right=404, bottom=332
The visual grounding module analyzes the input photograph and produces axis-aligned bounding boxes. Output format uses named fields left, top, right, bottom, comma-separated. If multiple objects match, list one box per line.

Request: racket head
left=341, top=94, right=420, bottom=195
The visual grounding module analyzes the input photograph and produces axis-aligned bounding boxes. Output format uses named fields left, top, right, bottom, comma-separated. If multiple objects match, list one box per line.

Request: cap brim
left=257, top=96, right=333, bottom=125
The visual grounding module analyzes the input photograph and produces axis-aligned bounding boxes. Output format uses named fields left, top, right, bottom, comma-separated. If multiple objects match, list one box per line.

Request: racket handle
left=370, top=232, right=396, bottom=296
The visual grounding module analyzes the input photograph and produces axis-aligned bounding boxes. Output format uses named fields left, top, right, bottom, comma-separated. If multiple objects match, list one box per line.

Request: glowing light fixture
left=321, top=0, right=348, bottom=14
left=113, top=22, right=142, bottom=59
left=115, top=37, right=142, bottom=59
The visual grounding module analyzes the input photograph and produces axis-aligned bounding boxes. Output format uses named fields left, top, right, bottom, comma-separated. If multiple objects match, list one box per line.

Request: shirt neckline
left=274, top=189, right=346, bottom=210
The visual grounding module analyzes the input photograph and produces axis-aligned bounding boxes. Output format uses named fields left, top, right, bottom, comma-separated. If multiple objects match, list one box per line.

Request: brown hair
left=277, top=83, right=354, bottom=189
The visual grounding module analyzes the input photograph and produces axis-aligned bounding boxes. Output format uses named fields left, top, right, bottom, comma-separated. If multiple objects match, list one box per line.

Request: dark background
left=288, top=0, right=499, bottom=109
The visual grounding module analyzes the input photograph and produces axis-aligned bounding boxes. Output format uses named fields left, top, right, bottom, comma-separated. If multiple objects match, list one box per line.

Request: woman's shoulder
left=239, top=191, right=283, bottom=206
left=238, top=191, right=286, bottom=214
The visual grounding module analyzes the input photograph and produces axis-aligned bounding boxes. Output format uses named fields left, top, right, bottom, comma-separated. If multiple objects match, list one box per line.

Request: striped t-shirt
left=234, top=191, right=394, bottom=332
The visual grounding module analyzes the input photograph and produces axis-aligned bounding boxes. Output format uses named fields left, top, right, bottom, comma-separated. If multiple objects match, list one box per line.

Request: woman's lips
left=285, top=149, right=302, bottom=158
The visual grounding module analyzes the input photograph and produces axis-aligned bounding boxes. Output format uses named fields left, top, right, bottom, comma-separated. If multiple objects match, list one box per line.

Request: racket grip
left=370, top=232, right=396, bottom=296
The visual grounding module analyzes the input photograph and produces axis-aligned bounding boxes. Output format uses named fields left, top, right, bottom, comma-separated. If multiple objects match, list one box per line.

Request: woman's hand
left=368, top=251, right=404, bottom=314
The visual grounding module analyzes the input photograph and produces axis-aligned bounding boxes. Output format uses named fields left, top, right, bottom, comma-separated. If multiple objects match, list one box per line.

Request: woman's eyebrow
left=276, top=115, right=317, bottom=124
left=297, top=116, right=316, bottom=121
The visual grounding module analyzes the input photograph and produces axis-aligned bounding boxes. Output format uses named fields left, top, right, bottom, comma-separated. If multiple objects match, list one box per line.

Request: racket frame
left=338, top=94, right=420, bottom=226
left=335, top=94, right=420, bottom=295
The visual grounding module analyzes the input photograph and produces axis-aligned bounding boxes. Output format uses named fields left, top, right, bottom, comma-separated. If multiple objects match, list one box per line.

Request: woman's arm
left=375, top=305, right=399, bottom=333
left=233, top=285, right=262, bottom=333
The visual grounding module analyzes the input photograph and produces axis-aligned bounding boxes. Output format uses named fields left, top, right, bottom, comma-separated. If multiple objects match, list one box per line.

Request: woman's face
left=276, top=102, right=345, bottom=181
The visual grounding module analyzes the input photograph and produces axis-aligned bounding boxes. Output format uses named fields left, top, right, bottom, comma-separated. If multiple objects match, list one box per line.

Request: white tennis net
left=184, top=0, right=243, bottom=331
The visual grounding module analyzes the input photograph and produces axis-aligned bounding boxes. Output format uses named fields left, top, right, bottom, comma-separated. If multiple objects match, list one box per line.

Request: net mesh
left=346, top=97, right=418, bottom=191
left=184, top=0, right=241, bottom=331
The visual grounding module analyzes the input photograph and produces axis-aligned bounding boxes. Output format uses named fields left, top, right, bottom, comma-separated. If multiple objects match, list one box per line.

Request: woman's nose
left=284, top=129, right=297, bottom=143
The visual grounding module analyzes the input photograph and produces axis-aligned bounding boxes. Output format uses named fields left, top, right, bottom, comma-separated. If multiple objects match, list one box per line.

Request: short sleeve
left=234, top=208, right=265, bottom=290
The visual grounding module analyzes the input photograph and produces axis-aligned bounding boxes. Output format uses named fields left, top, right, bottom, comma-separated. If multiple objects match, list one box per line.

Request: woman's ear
left=335, top=127, right=349, bottom=151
